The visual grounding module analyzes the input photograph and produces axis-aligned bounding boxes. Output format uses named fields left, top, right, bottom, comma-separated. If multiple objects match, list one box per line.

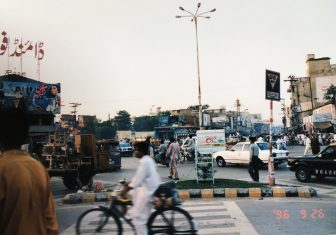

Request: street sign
left=265, top=70, right=280, bottom=101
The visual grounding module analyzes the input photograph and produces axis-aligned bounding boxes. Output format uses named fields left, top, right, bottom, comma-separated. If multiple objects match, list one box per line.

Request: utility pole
left=235, top=99, right=241, bottom=133
left=176, top=3, right=216, bottom=129
left=281, top=100, right=287, bottom=134
left=69, top=102, right=81, bottom=128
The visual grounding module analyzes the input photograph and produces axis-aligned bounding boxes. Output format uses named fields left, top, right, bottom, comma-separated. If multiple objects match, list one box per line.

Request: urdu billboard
left=0, top=80, right=61, bottom=114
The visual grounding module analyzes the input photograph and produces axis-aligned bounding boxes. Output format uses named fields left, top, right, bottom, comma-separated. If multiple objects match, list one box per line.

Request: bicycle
left=75, top=180, right=197, bottom=235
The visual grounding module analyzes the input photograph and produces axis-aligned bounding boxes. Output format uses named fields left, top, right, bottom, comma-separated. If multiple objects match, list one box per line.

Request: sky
left=1, top=0, right=336, bottom=124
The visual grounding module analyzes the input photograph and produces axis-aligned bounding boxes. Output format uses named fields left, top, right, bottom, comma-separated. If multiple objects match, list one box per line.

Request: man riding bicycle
left=121, top=141, right=161, bottom=235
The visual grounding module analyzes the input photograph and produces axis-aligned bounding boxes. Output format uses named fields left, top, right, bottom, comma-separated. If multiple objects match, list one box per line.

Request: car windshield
left=257, top=142, right=270, bottom=150
left=119, top=143, right=131, bottom=147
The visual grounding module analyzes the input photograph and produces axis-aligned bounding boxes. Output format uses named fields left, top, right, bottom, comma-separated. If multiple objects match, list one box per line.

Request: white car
left=213, top=141, right=289, bottom=168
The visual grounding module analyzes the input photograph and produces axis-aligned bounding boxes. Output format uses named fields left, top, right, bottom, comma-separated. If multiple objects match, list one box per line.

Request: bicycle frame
left=105, top=197, right=136, bottom=233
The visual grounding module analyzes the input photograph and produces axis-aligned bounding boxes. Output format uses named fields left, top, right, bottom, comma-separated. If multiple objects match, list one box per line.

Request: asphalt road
left=54, top=145, right=336, bottom=234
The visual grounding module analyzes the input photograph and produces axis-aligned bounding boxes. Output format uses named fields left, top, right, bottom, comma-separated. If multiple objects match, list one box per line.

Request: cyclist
left=121, top=141, right=161, bottom=235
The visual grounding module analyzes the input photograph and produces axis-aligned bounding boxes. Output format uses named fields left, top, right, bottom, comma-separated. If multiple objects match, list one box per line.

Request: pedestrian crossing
left=61, top=200, right=258, bottom=235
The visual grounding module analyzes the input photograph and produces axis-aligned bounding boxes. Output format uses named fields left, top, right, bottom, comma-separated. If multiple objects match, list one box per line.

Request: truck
left=42, top=132, right=121, bottom=189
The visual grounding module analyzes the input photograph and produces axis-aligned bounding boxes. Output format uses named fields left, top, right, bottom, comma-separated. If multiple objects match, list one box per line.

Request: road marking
left=222, top=201, right=259, bottom=235
left=61, top=200, right=258, bottom=235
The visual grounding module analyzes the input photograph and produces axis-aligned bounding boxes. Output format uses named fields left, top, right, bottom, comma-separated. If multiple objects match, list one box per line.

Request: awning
left=312, top=113, right=333, bottom=129
left=313, top=121, right=332, bottom=129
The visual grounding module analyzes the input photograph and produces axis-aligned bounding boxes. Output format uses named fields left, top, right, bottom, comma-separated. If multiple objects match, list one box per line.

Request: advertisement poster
left=196, top=129, right=226, bottom=154
left=0, top=80, right=61, bottom=114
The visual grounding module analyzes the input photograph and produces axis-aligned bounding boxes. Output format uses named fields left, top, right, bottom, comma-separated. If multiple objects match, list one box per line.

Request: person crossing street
left=166, top=137, right=181, bottom=180
left=248, top=136, right=261, bottom=182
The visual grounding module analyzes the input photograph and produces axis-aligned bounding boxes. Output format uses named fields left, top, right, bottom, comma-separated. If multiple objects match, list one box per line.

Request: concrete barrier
left=62, top=186, right=317, bottom=204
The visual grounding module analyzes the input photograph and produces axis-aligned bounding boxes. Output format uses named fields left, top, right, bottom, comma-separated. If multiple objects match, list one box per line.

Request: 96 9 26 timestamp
left=273, top=209, right=325, bottom=220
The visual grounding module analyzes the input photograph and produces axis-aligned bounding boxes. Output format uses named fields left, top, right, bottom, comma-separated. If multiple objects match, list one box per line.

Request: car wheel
left=295, top=166, right=311, bottom=182
left=216, top=157, right=226, bottom=167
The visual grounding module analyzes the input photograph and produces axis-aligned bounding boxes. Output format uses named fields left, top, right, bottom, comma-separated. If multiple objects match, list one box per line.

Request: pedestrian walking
left=146, top=136, right=154, bottom=158
left=166, top=137, right=180, bottom=180
left=311, top=134, right=320, bottom=155
left=248, top=136, right=261, bottom=182
left=0, top=107, right=58, bottom=235
left=120, top=141, right=160, bottom=235
left=303, top=133, right=312, bottom=156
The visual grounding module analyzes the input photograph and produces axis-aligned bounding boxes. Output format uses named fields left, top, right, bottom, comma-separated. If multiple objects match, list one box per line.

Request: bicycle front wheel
left=147, top=206, right=197, bottom=235
left=76, top=208, right=122, bottom=235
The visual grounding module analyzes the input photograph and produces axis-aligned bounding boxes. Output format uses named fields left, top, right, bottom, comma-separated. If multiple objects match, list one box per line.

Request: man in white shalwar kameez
left=121, top=141, right=161, bottom=235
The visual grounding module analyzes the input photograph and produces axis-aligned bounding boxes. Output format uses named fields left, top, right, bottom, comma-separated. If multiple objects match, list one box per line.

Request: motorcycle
left=180, top=147, right=195, bottom=162
left=154, top=148, right=170, bottom=167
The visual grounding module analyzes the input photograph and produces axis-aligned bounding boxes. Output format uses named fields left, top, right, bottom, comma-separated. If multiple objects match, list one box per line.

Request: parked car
left=287, top=143, right=336, bottom=182
left=119, top=143, right=133, bottom=157
left=213, top=141, right=289, bottom=168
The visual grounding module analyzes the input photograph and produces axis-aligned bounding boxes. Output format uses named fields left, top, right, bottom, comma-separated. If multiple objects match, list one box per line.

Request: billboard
left=315, top=75, right=336, bottom=102
left=0, top=80, right=61, bottom=114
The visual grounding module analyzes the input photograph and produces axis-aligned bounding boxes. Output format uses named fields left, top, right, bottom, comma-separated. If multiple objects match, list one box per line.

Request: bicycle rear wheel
left=76, top=208, right=122, bottom=235
left=147, top=206, right=197, bottom=235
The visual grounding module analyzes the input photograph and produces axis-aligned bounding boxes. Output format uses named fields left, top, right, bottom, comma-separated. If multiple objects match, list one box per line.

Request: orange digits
left=273, top=210, right=282, bottom=219
left=300, top=209, right=307, bottom=219
left=283, top=210, right=290, bottom=220
left=318, top=209, right=325, bottom=219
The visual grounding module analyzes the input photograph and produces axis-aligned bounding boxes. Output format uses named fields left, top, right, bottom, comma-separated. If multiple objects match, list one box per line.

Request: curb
left=62, top=186, right=317, bottom=204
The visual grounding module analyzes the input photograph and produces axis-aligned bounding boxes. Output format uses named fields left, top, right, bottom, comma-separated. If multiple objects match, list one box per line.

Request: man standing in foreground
left=166, top=137, right=181, bottom=180
left=0, top=107, right=58, bottom=235
left=248, top=136, right=260, bottom=182
left=121, top=141, right=160, bottom=235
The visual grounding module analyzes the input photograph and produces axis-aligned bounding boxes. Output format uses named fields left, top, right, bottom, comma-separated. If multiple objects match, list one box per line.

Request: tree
left=158, top=110, right=171, bottom=117
left=133, top=110, right=172, bottom=131
left=96, top=120, right=116, bottom=139
left=323, top=84, right=336, bottom=103
left=133, top=115, right=158, bottom=131
left=114, top=110, right=131, bottom=130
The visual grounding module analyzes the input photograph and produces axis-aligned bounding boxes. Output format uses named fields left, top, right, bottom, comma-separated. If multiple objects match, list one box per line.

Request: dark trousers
left=248, top=159, right=259, bottom=182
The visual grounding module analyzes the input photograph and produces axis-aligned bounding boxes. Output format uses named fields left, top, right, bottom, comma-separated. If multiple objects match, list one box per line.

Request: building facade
left=288, top=54, right=336, bottom=133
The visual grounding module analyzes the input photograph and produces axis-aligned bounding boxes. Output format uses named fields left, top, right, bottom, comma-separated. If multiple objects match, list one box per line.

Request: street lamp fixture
left=176, top=3, right=216, bottom=128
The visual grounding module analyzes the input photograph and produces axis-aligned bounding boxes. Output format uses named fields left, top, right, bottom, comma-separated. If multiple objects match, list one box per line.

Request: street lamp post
left=176, top=3, right=216, bottom=128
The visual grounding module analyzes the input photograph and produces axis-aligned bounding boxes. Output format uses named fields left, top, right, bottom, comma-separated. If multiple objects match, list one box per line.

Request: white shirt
left=249, top=143, right=259, bottom=161
left=305, top=137, right=311, bottom=146
left=129, top=155, right=161, bottom=199
left=148, top=146, right=154, bottom=158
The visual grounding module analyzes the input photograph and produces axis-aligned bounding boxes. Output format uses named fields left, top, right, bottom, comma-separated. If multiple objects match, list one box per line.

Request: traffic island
left=62, top=179, right=317, bottom=204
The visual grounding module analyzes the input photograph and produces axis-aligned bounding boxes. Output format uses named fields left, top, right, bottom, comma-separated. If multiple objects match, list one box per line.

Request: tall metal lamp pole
left=176, top=3, right=216, bottom=128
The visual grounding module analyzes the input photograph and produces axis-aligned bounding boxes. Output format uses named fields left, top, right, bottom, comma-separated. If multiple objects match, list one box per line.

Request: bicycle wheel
left=76, top=208, right=122, bottom=235
left=147, top=206, right=197, bottom=235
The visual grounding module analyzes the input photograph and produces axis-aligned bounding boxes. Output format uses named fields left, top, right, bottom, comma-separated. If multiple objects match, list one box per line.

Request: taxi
left=287, top=143, right=336, bottom=182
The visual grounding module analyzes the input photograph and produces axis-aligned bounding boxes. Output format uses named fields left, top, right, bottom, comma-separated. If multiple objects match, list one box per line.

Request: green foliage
left=158, top=110, right=171, bottom=117
left=133, top=115, right=159, bottom=131
left=96, top=120, right=116, bottom=139
left=175, top=179, right=266, bottom=189
left=133, top=110, right=171, bottom=131
left=323, top=84, right=336, bottom=102
left=114, top=110, right=131, bottom=130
